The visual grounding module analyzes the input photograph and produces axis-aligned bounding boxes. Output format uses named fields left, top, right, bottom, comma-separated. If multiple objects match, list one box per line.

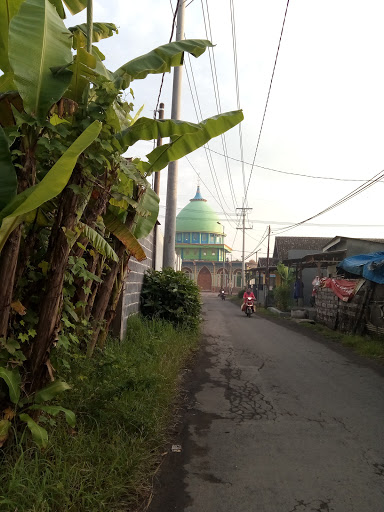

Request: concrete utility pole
left=236, top=207, right=252, bottom=289
left=153, top=103, right=164, bottom=271
left=153, top=103, right=164, bottom=197
left=217, top=222, right=225, bottom=289
left=163, top=1, right=186, bottom=268
left=265, top=225, right=271, bottom=306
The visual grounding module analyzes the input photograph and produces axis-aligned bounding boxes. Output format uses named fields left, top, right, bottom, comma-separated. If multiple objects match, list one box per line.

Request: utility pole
left=217, top=222, right=225, bottom=289
left=265, top=225, right=271, bottom=306
left=236, top=207, right=252, bottom=288
left=163, top=1, right=185, bottom=268
left=153, top=103, right=164, bottom=270
left=153, top=102, right=164, bottom=197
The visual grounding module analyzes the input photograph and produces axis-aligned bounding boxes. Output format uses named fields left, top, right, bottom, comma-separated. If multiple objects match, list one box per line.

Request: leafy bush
left=273, top=284, right=292, bottom=311
left=238, top=289, right=246, bottom=299
left=141, top=268, right=202, bottom=330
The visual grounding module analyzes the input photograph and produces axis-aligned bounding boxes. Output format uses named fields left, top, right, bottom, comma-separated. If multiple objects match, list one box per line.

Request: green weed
left=0, top=316, right=199, bottom=511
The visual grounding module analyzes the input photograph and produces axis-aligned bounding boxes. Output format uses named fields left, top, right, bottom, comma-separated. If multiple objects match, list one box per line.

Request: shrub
left=238, top=289, right=246, bottom=299
left=141, top=268, right=202, bottom=330
left=273, top=284, right=292, bottom=311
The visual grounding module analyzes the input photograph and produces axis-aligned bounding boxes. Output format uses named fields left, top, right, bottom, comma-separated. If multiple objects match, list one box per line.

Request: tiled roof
left=257, top=257, right=278, bottom=267
left=273, top=237, right=332, bottom=260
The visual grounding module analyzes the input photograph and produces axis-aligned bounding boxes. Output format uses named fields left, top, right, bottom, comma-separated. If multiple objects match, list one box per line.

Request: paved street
left=148, top=293, right=384, bottom=512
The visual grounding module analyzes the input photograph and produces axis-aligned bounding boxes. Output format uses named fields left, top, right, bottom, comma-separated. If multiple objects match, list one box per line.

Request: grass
left=0, top=316, right=200, bottom=512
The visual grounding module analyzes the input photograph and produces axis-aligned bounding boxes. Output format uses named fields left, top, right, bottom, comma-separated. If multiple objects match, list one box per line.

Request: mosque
left=175, top=186, right=243, bottom=292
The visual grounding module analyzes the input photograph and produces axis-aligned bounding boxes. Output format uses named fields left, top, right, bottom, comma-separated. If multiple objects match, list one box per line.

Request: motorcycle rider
left=242, top=288, right=256, bottom=312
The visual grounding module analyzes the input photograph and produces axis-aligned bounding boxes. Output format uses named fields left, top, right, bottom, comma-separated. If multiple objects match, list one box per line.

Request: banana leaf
left=78, top=222, right=119, bottom=262
left=69, top=22, right=118, bottom=49
left=0, top=126, right=17, bottom=210
left=8, top=0, right=73, bottom=121
left=66, top=48, right=96, bottom=103
left=104, top=211, right=146, bottom=262
left=133, top=185, right=160, bottom=241
left=113, top=39, right=213, bottom=90
left=0, top=72, right=16, bottom=93
left=136, top=110, right=244, bottom=175
left=116, top=117, right=202, bottom=153
left=0, top=0, right=24, bottom=72
left=0, top=120, right=101, bottom=252
left=48, top=0, right=87, bottom=18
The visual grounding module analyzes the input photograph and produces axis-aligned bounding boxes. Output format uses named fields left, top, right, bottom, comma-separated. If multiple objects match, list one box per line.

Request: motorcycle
left=244, top=297, right=254, bottom=317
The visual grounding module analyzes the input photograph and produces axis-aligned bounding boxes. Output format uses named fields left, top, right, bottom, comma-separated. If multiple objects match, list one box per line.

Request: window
left=183, top=233, right=190, bottom=243
left=203, top=252, right=207, bottom=256
left=209, top=233, right=215, bottom=244
left=212, top=251, right=216, bottom=256
left=176, top=233, right=182, bottom=243
left=192, top=232, right=199, bottom=243
left=201, top=233, right=208, bottom=243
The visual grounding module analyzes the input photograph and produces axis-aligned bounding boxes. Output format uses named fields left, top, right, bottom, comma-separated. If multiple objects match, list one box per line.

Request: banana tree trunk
left=0, top=228, right=22, bottom=338
left=28, top=171, right=83, bottom=392
left=98, top=252, right=130, bottom=349
left=87, top=242, right=125, bottom=357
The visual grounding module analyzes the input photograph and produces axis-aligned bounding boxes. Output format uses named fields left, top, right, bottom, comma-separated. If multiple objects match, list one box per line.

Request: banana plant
left=0, top=0, right=244, bottom=438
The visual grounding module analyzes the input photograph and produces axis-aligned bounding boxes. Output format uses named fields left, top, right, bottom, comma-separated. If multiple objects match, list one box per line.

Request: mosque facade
left=175, top=187, right=243, bottom=292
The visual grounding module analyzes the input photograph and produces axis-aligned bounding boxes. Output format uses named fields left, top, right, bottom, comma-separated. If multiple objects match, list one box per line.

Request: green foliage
left=273, top=285, right=292, bottom=312
left=141, top=268, right=202, bottom=330
left=274, top=263, right=295, bottom=311
left=0, top=0, right=242, bottom=453
left=238, top=288, right=246, bottom=299
left=0, top=317, right=199, bottom=511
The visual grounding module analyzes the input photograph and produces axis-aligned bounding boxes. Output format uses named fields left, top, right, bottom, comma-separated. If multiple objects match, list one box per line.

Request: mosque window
left=176, top=233, right=182, bottom=242
left=201, top=233, right=208, bottom=243
left=209, top=233, right=215, bottom=244
left=184, top=233, right=190, bottom=243
left=192, top=232, right=199, bottom=243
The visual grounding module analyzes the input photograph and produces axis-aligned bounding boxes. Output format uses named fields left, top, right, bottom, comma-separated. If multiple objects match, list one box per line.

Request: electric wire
left=229, top=0, right=247, bottom=200
left=205, top=148, right=381, bottom=183
left=244, top=0, right=290, bottom=207
left=200, top=0, right=238, bottom=210
left=271, top=168, right=384, bottom=235
left=154, top=0, right=180, bottom=115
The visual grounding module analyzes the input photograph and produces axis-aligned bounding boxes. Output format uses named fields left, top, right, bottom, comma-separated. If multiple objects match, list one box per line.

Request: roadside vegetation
left=0, top=0, right=242, bottom=451
left=0, top=315, right=200, bottom=511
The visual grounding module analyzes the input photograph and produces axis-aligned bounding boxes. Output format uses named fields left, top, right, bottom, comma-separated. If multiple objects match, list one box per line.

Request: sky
left=68, top=0, right=384, bottom=261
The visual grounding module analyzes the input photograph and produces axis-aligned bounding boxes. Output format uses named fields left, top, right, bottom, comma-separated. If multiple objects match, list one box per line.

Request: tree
left=0, top=0, right=243, bottom=446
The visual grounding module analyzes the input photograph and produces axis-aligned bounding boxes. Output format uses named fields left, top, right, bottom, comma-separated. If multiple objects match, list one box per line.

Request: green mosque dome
left=176, top=187, right=221, bottom=233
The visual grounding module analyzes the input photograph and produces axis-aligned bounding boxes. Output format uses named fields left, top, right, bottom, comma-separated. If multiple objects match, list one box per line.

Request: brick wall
left=315, top=281, right=369, bottom=334
left=112, top=231, right=154, bottom=340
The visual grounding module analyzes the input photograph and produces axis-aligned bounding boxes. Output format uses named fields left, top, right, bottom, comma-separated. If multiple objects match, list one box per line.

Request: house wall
left=315, top=280, right=384, bottom=336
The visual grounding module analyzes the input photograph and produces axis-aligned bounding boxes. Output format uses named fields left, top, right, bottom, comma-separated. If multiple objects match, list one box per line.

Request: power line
left=154, top=0, right=181, bottom=114
left=272, top=167, right=384, bottom=235
left=229, top=0, right=247, bottom=200
left=204, top=147, right=381, bottom=183
left=244, top=0, right=290, bottom=206
left=201, top=0, right=238, bottom=210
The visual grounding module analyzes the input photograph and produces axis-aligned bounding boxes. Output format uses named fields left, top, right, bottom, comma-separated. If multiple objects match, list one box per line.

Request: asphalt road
left=148, top=293, right=384, bottom=512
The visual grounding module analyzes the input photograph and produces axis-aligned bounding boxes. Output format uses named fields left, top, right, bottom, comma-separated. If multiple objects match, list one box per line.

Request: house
left=274, top=237, right=332, bottom=305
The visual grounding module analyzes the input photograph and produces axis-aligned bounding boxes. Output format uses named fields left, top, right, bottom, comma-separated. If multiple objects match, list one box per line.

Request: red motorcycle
left=244, top=297, right=254, bottom=318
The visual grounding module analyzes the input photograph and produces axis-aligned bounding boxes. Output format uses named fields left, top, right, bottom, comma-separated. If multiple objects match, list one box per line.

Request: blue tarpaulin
left=337, top=251, right=384, bottom=284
